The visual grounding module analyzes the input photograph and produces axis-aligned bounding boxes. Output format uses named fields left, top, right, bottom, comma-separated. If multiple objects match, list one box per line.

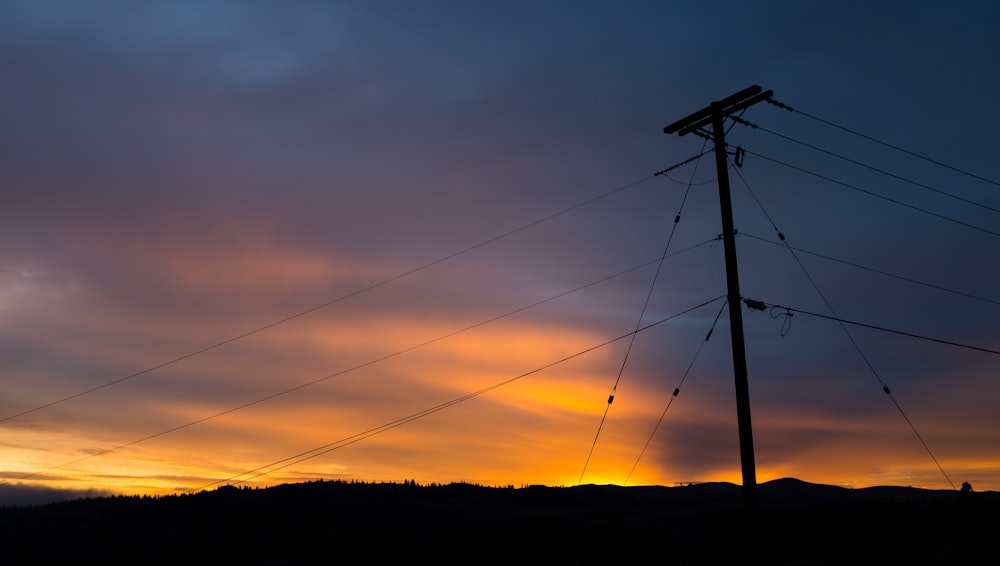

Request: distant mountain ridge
left=0, top=476, right=977, bottom=510
left=577, top=476, right=966, bottom=508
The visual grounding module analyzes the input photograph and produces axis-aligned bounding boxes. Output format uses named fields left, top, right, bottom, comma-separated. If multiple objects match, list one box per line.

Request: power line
left=196, top=295, right=728, bottom=491
left=765, top=98, right=1000, bottom=188
left=580, top=142, right=710, bottom=485
left=653, top=149, right=712, bottom=177
left=624, top=299, right=727, bottom=485
left=744, top=149, right=1000, bottom=238
left=731, top=116, right=1000, bottom=215
left=20, top=241, right=720, bottom=480
left=758, top=301, right=1000, bottom=356
left=3, top=157, right=708, bottom=423
left=730, top=162, right=957, bottom=490
left=740, top=232, right=1000, bottom=308
left=754, top=298, right=987, bottom=491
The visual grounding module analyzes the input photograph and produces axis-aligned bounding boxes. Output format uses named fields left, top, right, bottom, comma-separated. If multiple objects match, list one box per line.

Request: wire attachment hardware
left=729, top=115, right=759, bottom=130
left=765, top=97, right=794, bottom=111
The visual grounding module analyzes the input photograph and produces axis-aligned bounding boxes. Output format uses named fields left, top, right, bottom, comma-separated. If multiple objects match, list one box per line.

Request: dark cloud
left=1, top=1, right=998, bottom=496
left=0, top=481, right=111, bottom=507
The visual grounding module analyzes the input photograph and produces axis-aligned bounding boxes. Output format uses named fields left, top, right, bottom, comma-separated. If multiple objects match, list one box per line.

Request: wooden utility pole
left=663, top=85, right=773, bottom=521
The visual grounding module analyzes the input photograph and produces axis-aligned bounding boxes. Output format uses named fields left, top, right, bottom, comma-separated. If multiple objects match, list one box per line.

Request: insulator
left=672, top=388, right=680, bottom=397
left=607, top=395, right=615, bottom=404
left=882, top=385, right=891, bottom=395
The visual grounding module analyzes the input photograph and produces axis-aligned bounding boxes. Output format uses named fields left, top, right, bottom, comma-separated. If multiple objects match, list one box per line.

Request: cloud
left=1, top=2, right=998, bottom=498
left=0, top=482, right=111, bottom=507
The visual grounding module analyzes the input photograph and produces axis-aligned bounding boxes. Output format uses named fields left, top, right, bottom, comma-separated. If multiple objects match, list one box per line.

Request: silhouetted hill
left=1, top=479, right=996, bottom=564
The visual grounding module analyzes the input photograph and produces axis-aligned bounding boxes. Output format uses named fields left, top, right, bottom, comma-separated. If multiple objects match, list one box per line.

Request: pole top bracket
left=664, top=85, right=773, bottom=136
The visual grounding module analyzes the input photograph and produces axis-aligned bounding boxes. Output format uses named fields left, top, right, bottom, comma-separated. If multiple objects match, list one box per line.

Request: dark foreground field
left=1, top=478, right=997, bottom=564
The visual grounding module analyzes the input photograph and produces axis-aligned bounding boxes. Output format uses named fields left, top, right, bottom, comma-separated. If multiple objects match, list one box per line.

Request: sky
left=2, top=1, right=999, bottom=506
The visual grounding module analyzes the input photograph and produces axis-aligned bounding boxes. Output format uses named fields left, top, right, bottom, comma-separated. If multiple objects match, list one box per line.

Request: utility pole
left=663, top=85, right=773, bottom=521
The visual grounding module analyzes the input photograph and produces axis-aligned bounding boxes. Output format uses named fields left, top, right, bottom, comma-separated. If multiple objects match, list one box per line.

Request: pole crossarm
left=663, top=85, right=773, bottom=136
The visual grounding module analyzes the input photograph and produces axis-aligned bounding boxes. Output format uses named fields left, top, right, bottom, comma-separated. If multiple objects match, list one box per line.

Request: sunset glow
left=2, top=2, right=999, bottom=506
